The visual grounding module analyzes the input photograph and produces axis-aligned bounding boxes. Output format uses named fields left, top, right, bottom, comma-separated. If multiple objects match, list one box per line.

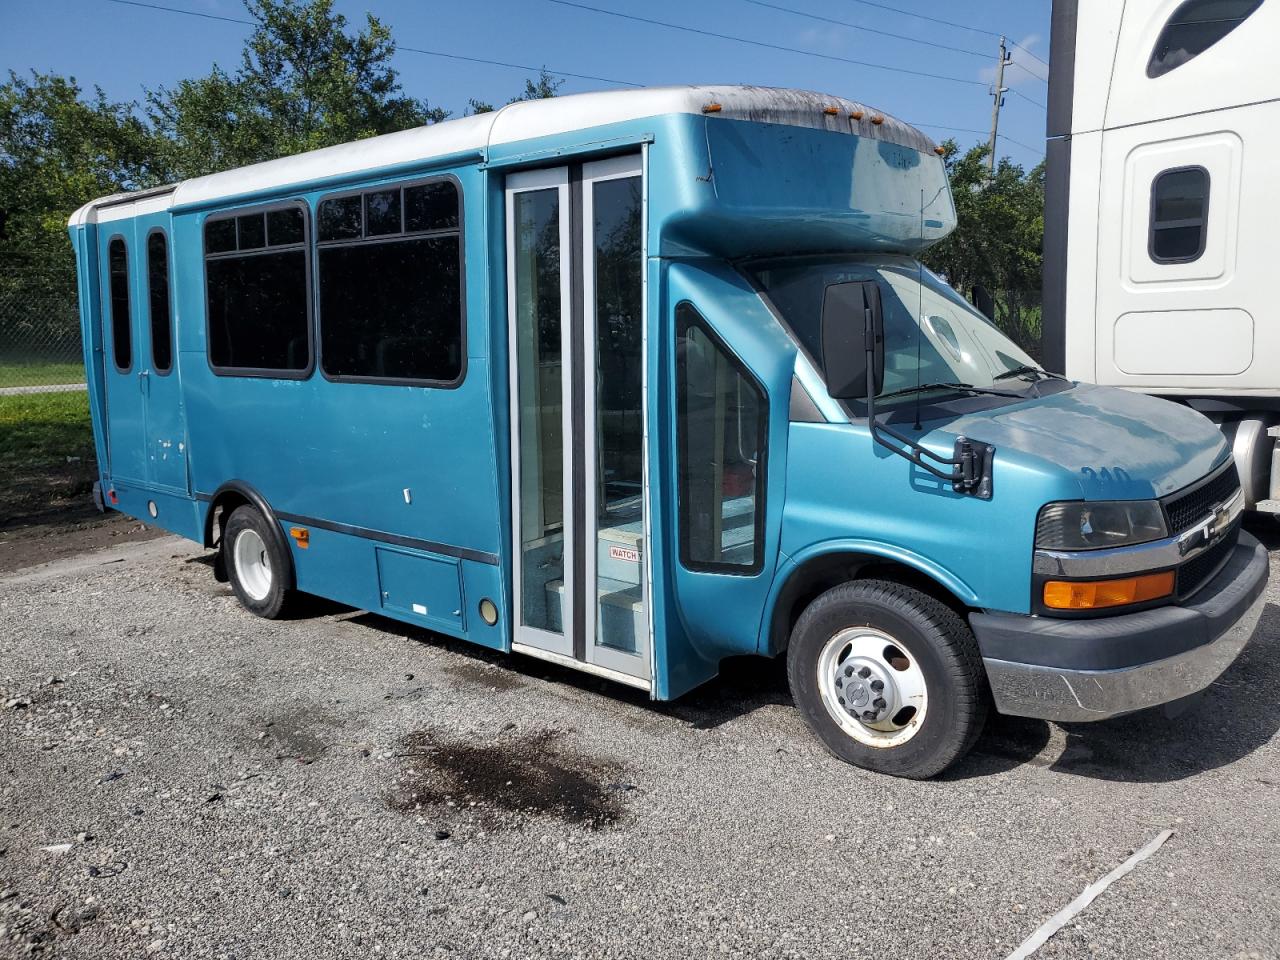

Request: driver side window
left=675, top=303, right=767, bottom=574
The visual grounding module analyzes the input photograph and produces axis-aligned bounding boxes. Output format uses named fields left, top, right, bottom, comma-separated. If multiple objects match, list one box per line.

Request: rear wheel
left=788, top=579, right=988, bottom=779
left=222, top=504, right=296, bottom=619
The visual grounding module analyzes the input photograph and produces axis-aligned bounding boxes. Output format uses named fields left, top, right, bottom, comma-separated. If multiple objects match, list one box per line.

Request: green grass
left=0, top=361, right=86, bottom=388
left=0, top=390, right=94, bottom=472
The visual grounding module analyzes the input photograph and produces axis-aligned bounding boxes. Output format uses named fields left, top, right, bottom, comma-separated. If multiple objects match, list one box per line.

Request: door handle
left=138, top=370, right=149, bottom=396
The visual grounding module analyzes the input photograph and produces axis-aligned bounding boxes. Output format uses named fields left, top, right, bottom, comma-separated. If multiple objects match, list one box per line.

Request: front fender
left=758, top=539, right=980, bottom=655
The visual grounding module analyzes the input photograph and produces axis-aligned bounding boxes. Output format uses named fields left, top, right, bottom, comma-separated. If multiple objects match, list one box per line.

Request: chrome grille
left=1162, top=463, right=1240, bottom=536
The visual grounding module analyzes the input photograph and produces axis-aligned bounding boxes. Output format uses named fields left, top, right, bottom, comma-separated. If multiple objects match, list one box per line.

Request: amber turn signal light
left=1043, top=571, right=1174, bottom=611
left=289, top=526, right=310, bottom=549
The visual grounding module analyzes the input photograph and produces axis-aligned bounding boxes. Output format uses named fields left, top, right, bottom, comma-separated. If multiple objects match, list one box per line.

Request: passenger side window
left=676, top=303, right=767, bottom=574
left=1149, top=166, right=1209, bottom=263
left=107, top=236, right=132, bottom=372
left=1147, top=0, right=1263, bottom=78
left=147, top=230, right=173, bottom=374
left=203, top=204, right=311, bottom=375
left=317, top=178, right=464, bottom=385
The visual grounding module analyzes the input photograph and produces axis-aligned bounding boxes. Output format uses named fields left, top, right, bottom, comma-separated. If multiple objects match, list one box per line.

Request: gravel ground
left=2, top=527, right=1279, bottom=960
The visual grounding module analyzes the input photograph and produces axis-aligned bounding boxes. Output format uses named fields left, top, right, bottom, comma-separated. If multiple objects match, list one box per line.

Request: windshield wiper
left=993, top=364, right=1068, bottom=383
left=878, top=381, right=1023, bottom=401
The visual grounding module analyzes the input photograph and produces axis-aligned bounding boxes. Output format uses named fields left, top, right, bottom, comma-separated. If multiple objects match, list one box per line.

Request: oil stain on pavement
left=388, top=728, right=632, bottom=829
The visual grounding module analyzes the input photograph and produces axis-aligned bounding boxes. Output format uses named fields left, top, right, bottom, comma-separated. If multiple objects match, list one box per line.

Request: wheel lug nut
left=858, top=667, right=871, bottom=679
left=837, top=695, right=845, bottom=704
left=873, top=697, right=887, bottom=709
left=844, top=666, right=854, bottom=678
left=835, top=678, right=843, bottom=688
left=861, top=710, right=877, bottom=721
left=870, top=680, right=884, bottom=692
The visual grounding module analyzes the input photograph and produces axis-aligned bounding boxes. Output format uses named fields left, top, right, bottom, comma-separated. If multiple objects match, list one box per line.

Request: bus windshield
left=749, top=255, right=1041, bottom=408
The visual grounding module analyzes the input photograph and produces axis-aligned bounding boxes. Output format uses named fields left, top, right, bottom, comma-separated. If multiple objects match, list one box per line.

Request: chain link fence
left=0, top=264, right=84, bottom=394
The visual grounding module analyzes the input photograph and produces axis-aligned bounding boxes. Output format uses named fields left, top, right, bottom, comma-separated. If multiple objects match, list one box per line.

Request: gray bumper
left=979, top=534, right=1269, bottom=722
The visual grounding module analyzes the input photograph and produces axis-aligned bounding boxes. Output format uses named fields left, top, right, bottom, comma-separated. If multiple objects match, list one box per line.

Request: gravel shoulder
left=2, top=531, right=1279, bottom=959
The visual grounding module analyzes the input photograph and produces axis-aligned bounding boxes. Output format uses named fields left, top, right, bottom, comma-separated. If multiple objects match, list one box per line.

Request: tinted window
left=1150, top=166, right=1209, bottom=263
left=676, top=303, right=766, bottom=573
left=267, top=207, right=303, bottom=246
left=147, top=231, right=173, bottom=373
left=107, top=236, right=132, bottom=371
left=1148, top=0, right=1263, bottom=78
left=405, top=181, right=459, bottom=232
left=237, top=213, right=265, bottom=250
left=204, top=218, right=236, bottom=254
left=204, top=204, right=310, bottom=374
left=317, top=179, right=464, bottom=383
left=318, top=195, right=361, bottom=241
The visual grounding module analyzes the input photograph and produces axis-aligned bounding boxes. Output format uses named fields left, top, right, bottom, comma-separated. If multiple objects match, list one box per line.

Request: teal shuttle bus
left=69, top=86, right=1268, bottom=777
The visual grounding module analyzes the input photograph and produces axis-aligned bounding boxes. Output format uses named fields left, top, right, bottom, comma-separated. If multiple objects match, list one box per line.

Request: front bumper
left=971, top=532, right=1269, bottom=722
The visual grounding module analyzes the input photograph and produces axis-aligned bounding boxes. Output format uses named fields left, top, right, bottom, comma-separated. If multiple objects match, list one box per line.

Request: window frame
left=675, top=300, right=769, bottom=577
left=202, top=198, right=315, bottom=380
left=314, top=173, right=467, bottom=389
left=146, top=227, right=174, bottom=376
left=1148, top=164, right=1211, bottom=265
left=1146, top=0, right=1263, bottom=79
left=105, top=233, right=133, bottom=374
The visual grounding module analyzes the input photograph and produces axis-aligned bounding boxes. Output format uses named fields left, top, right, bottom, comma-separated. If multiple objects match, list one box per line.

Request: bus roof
left=69, top=85, right=937, bottom=226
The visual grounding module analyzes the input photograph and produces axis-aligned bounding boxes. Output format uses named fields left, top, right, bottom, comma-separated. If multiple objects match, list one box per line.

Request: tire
left=222, top=504, right=296, bottom=620
left=787, top=579, right=988, bottom=779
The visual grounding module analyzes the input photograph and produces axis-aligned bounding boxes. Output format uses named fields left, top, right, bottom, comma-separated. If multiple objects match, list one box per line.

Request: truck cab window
left=1147, top=0, right=1263, bottom=78
left=203, top=204, right=311, bottom=376
left=676, top=303, right=766, bottom=574
left=107, top=236, right=132, bottom=372
left=1150, top=166, right=1209, bottom=263
left=317, top=178, right=463, bottom=385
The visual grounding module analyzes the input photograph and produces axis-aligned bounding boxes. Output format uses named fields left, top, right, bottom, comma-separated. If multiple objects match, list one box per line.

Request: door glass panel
left=591, top=175, right=645, bottom=654
left=676, top=303, right=766, bottom=573
left=513, top=188, right=565, bottom=633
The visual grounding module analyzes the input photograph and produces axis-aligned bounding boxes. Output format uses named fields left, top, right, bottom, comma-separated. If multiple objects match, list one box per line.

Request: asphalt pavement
left=2, top=529, right=1278, bottom=959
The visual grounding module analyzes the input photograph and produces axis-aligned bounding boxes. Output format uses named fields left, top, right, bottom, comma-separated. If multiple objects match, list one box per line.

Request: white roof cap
left=70, top=85, right=935, bottom=225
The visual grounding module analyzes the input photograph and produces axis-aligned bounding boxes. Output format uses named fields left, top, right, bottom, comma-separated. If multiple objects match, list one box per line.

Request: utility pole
left=987, top=35, right=1011, bottom=180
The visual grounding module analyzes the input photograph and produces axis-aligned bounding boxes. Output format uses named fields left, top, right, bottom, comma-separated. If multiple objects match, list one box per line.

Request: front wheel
left=787, top=579, right=988, bottom=779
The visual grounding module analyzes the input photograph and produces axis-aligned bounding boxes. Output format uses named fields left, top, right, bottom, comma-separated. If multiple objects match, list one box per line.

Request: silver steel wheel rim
left=233, top=528, right=272, bottom=602
left=816, top=627, right=928, bottom=748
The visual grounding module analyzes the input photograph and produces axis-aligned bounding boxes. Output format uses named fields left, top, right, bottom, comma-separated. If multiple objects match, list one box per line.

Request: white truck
left=1043, top=0, right=1280, bottom=510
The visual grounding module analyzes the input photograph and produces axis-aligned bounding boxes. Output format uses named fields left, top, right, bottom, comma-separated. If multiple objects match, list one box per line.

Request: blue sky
left=3, top=0, right=1052, bottom=166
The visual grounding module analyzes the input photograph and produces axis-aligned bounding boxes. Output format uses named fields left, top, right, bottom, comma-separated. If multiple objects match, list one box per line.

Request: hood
left=939, top=383, right=1229, bottom=500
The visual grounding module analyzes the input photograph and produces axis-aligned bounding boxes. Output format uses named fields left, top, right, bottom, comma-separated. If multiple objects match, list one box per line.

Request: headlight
left=1035, top=500, right=1168, bottom=550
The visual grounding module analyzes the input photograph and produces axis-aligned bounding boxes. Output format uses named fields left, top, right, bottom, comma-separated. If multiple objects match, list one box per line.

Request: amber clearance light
left=1043, top=571, right=1174, bottom=611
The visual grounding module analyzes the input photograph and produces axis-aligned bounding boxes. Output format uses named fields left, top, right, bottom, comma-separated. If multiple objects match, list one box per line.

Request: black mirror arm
left=862, top=323, right=994, bottom=498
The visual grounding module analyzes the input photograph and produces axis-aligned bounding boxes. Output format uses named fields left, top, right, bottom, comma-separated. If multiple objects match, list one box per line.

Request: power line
left=1007, top=59, right=1049, bottom=85
left=742, top=0, right=989, bottom=59
left=106, top=0, right=251, bottom=26
left=1009, top=87, right=1046, bottom=110
left=103, top=0, right=643, bottom=88
left=397, top=47, right=641, bottom=88
left=545, top=0, right=987, bottom=87
left=833, top=0, right=1052, bottom=68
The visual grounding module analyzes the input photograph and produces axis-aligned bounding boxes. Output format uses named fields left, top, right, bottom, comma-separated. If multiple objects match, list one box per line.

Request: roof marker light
left=823, top=106, right=840, bottom=116
left=849, top=110, right=864, bottom=120
left=935, top=146, right=946, bottom=155
left=871, top=115, right=885, bottom=125
left=702, top=103, right=722, bottom=113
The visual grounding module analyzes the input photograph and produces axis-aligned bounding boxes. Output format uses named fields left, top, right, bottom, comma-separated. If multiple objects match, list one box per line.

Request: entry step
left=1253, top=499, right=1280, bottom=515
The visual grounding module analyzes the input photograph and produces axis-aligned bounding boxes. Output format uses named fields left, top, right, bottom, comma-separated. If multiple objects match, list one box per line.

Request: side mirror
left=820, top=280, right=884, bottom=400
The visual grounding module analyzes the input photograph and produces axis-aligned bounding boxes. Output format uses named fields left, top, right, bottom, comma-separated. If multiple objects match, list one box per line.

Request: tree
left=467, top=69, right=565, bottom=115
left=148, top=0, right=448, bottom=178
left=0, top=70, right=162, bottom=287
left=922, top=141, right=1046, bottom=360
